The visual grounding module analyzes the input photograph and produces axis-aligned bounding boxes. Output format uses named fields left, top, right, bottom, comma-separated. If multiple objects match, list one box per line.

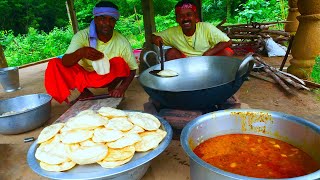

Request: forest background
left=0, top=0, right=319, bottom=82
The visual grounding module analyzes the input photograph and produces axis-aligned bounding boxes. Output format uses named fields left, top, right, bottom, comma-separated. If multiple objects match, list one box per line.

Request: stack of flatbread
left=35, top=107, right=167, bottom=172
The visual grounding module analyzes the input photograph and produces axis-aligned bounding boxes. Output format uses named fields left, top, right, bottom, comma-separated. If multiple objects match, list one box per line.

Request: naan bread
left=92, top=56, right=110, bottom=75
left=37, top=123, right=65, bottom=144
left=157, top=69, right=178, bottom=77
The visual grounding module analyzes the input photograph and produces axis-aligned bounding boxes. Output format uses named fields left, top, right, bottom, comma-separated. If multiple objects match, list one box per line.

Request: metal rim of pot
left=180, top=109, right=320, bottom=180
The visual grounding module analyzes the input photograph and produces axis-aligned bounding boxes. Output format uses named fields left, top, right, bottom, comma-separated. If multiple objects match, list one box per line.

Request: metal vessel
left=138, top=55, right=254, bottom=109
left=27, top=114, right=173, bottom=180
left=0, top=93, right=52, bottom=134
left=181, top=109, right=320, bottom=180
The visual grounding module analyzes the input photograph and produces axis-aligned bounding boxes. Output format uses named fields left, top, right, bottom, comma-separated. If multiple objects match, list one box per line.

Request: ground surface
left=0, top=55, right=319, bottom=179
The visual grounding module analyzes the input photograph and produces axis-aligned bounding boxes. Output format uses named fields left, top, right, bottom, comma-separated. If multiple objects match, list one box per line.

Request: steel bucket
left=0, top=67, right=21, bottom=92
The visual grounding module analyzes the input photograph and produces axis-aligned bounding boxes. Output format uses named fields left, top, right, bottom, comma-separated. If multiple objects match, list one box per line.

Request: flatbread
left=66, top=144, right=108, bottom=165
left=97, top=107, right=127, bottom=118
left=157, top=69, right=178, bottom=77
left=107, top=133, right=141, bottom=149
left=105, top=117, right=133, bottom=131
left=37, top=123, right=65, bottom=144
left=102, top=145, right=135, bottom=161
left=39, top=161, right=76, bottom=172
left=65, top=112, right=107, bottom=130
left=92, top=56, right=110, bottom=75
left=35, top=141, right=69, bottom=165
left=128, top=112, right=161, bottom=131
left=135, top=129, right=167, bottom=152
left=61, top=129, right=93, bottom=144
left=92, top=128, right=124, bottom=143
left=98, top=155, right=134, bottom=168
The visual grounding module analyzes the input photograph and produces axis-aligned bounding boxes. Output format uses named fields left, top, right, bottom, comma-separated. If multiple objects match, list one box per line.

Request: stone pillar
left=284, top=0, right=300, bottom=34
left=287, top=0, right=320, bottom=79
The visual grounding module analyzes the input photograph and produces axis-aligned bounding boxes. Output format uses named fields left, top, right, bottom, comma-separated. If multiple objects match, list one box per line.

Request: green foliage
left=155, top=11, right=177, bottom=31
left=234, top=0, right=288, bottom=23
left=1, top=27, right=72, bottom=66
left=311, top=56, right=320, bottom=84
left=0, top=0, right=68, bottom=35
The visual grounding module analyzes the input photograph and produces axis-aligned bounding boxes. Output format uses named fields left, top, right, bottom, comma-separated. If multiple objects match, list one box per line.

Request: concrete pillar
left=284, top=0, right=300, bottom=34
left=287, top=0, right=320, bottom=79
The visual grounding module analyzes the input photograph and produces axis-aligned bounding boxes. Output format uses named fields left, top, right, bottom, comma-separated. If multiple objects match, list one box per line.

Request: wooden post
left=0, top=45, right=8, bottom=68
left=66, top=0, right=79, bottom=34
left=287, top=0, right=320, bottom=79
left=285, top=0, right=300, bottom=34
left=194, top=0, right=203, bottom=21
left=141, top=0, right=156, bottom=50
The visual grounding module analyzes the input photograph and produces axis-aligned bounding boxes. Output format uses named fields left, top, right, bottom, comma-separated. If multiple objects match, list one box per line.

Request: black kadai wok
left=138, top=54, right=255, bottom=110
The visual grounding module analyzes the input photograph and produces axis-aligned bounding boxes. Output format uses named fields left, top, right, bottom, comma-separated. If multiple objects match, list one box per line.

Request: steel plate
left=27, top=112, right=173, bottom=180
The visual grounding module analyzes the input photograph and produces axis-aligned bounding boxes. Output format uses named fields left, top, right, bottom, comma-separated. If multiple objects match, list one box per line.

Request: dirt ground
left=0, top=55, right=319, bottom=179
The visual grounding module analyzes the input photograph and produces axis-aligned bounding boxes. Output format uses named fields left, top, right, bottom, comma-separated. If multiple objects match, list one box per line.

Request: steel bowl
left=0, top=93, right=52, bottom=134
left=27, top=113, right=173, bottom=180
left=181, top=109, right=320, bottom=180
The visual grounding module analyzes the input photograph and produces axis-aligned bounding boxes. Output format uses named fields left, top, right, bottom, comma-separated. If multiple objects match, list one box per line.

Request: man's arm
left=108, top=70, right=136, bottom=98
left=61, top=47, right=104, bottom=67
left=203, top=40, right=232, bottom=56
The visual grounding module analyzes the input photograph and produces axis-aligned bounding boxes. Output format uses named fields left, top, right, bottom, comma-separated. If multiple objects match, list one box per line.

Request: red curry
left=193, top=134, right=320, bottom=178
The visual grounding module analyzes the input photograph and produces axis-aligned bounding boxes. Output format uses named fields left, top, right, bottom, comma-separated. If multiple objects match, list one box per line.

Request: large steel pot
left=0, top=93, right=52, bottom=134
left=181, top=109, right=320, bottom=180
left=138, top=55, right=254, bottom=110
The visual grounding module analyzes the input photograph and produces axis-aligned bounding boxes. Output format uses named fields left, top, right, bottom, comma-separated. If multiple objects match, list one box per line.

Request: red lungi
left=45, top=57, right=130, bottom=103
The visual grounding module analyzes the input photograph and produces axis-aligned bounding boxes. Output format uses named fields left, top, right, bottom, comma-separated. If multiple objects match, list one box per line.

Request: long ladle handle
left=159, top=42, right=164, bottom=71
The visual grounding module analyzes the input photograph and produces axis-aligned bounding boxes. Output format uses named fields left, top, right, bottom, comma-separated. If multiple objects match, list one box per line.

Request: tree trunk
left=0, top=45, right=8, bottom=68
left=226, top=0, right=231, bottom=21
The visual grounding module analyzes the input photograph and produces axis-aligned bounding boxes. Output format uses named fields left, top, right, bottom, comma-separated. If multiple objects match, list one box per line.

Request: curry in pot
left=193, top=134, right=320, bottom=179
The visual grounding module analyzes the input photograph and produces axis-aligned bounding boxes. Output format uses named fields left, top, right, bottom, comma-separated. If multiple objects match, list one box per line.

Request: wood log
left=261, top=30, right=290, bottom=37
left=274, top=71, right=310, bottom=91
left=230, top=28, right=263, bottom=33
left=223, top=21, right=292, bottom=28
left=228, top=34, right=261, bottom=39
left=254, top=56, right=310, bottom=91
left=262, top=66, right=295, bottom=94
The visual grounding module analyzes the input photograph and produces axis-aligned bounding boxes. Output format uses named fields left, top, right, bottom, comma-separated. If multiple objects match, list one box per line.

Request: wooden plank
left=55, top=97, right=123, bottom=123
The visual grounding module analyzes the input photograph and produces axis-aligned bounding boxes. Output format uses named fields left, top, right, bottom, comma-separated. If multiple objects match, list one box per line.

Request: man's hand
left=78, top=47, right=104, bottom=61
left=151, top=34, right=163, bottom=47
left=62, top=47, right=104, bottom=67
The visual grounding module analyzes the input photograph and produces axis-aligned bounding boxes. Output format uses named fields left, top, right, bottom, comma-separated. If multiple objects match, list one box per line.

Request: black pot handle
left=234, top=53, right=255, bottom=87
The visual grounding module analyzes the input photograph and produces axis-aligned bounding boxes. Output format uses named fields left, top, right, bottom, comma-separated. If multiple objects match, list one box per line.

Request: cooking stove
left=144, top=96, right=245, bottom=140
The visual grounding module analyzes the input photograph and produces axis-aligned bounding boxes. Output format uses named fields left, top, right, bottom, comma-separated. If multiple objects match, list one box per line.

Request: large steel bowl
left=0, top=93, right=52, bottom=134
left=181, top=109, right=320, bottom=180
left=27, top=113, right=173, bottom=180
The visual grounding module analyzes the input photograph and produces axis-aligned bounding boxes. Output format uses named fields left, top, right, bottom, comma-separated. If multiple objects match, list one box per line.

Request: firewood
left=274, top=71, right=310, bottom=91
left=223, top=21, right=292, bottom=28
left=262, top=66, right=295, bottom=94
left=229, top=34, right=261, bottom=39
left=261, top=30, right=290, bottom=37
left=253, top=56, right=310, bottom=91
